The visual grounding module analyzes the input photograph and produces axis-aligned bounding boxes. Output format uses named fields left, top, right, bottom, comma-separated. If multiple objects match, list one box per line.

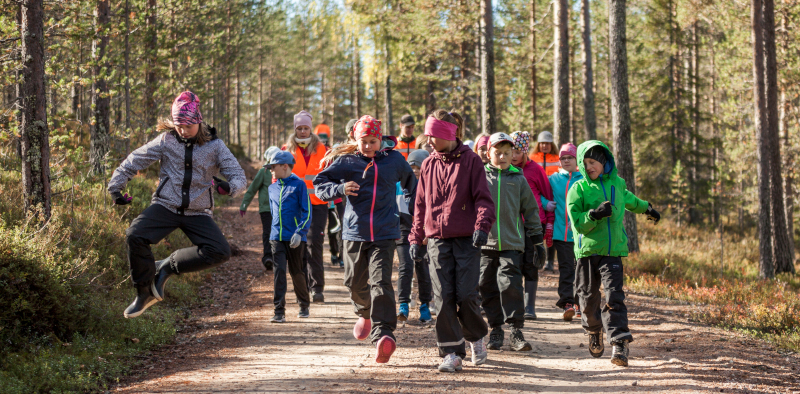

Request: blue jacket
left=314, top=145, right=416, bottom=242
left=268, top=174, right=311, bottom=242
left=541, top=168, right=583, bottom=242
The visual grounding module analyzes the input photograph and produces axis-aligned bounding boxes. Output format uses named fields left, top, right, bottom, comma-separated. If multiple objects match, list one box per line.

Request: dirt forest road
left=114, top=190, right=800, bottom=394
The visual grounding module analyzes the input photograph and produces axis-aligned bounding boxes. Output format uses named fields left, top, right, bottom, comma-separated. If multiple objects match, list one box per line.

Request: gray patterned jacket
left=108, top=129, right=246, bottom=216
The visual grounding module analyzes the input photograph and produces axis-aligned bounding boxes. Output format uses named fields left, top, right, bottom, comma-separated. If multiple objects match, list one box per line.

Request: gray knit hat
left=407, top=149, right=430, bottom=167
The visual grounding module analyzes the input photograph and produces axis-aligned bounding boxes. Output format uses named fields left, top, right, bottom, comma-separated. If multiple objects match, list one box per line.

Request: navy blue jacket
left=314, top=147, right=416, bottom=242
left=268, top=174, right=311, bottom=242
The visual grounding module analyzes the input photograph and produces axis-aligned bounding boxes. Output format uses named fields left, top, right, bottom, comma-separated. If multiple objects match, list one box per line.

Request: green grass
left=627, top=216, right=800, bottom=353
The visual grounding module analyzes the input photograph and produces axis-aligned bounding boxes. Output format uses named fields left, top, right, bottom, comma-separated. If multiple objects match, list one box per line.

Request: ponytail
left=320, top=142, right=359, bottom=168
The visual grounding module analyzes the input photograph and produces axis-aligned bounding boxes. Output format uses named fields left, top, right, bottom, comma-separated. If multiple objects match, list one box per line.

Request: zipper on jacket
left=497, top=169, right=502, bottom=251
left=370, top=159, right=378, bottom=242
left=279, top=179, right=285, bottom=241
left=599, top=177, right=612, bottom=256
left=564, top=173, right=571, bottom=241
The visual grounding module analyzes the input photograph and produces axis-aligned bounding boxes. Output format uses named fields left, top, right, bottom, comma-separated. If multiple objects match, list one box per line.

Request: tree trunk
left=144, top=0, right=157, bottom=133
left=235, top=67, right=241, bottom=145
left=711, top=44, right=720, bottom=226
left=530, top=0, right=537, bottom=129
left=609, top=0, right=638, bottom=252
left=690, top=20, right=699, bottom=221
left=353, top=38, right=361, bottom=119
left=480, top=0, right=497, bottom=135
left=553, top=0, right=570, bottom=146
left=19, top=0, right=52, bottom=220
left=123, top=0, right=131, bottom=137
left=780, top=86, right=795, bottom=270
left=90, top=0, right=110, bottom=175
left=384, top=41, right=394, bottom=134
left=753, top=0, right=774, bottom=278
left=257, top=45, right=263, bottom=158
left=426, top=59, right=437, bottom=115
left=669, top=0, right=679, bottom=167
left=581, top=0, right=597, bottom=141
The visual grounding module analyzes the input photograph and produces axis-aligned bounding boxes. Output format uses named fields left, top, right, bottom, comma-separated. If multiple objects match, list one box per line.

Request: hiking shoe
left=123, top=285, right=160, bottom=318
left=438, top=353, right=463, bottom=372
left=470, top=337, right=488, bottom=365
left=353, top=317, right=371, bottom=341
left=375, top=336, right=396, bottom=363
left=563, top=303, right=576, bottom=322
left=524, top=307, right=537, bottom=320
left=588, top=331, right=604, bottom=358
left=429, top=302, right=438, bottom=317
left=297, top=307, right=309, bottom=318
left=419, top=303, right=432, bottom=323
left=486, top=327, right=504, bottom=350
left=509, top=327, right=532, bottom=351
left=152, top=258, right=175, bottom=301
left=398, top=302, right=409, bottom=322
left=270, top=314, right=286, bottom=323
left=544, top=260, right=554, bottom=272
left=312, top=292, right=324, bottom=303
left=575, top=304, right=582, bottom=319
left=611, top=341, right=630, bottom=366
left=262, top=258, right=274, bottom=271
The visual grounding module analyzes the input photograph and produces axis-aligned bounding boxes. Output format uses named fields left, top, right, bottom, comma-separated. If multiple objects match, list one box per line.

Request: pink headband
left=172, top=91, right=203, bottom=125
left=423, top=117, right=457, bottom=141
left=476, top=135, right=490, bottom=150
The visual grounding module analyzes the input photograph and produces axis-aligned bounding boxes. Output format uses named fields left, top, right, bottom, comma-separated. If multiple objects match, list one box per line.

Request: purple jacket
left=410, top=141, right=496, bottom=244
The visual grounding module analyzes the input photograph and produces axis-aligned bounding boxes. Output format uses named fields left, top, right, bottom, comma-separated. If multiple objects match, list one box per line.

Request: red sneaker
left=563, top=303, right=576, bottom=322
left=353, top=317, right=371, bottom=341
left=375, top=336, right=396, bottom=363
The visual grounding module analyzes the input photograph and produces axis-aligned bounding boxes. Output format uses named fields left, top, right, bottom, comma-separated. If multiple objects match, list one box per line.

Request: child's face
left=428, top=136, right=455, bottom=153
left=511, top=149, right=527, bottom=167
left=295, top=125, right=311, bottom=139
left=477, top=146, right=489, bottom=163
left=358, top=136, right=381, bottom=158
left=411, top=165, right=421, bottom=179
left=270, top=163, right=292, bottom=179
left=583, top=158, right=604, bottom=180
left=539, top=142, right=552, bottom=154
left=175, top=124, right=199, bottom=139
left=489, top=143, right=513, bottom=170
left=401, top=124, right=414, bottom=136
left=561, top=155, right=577, bottom=172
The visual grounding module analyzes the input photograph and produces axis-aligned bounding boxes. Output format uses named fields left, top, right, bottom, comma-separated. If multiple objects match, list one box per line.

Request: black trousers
left=479, top=250, right=525, bottom=329
left=270, top=240, right=310, bottom=314
left=327, top=202, right=344, bottom=260
left=396, top=243, right=433, bottom=305
left=305, top=204, right=328, bottom=293
left=547, top=244, right=556, bottom=265
left=259, top=212, right=275, bottom=265
left=428, top=237, right=488, bottom=359
left=343, top=239, right=397, bottom=344
left=553, top=240, right=576, bottom=308
left=126, top=204, right=230, bottom=287
left=575, top=255, right=633, bottom=344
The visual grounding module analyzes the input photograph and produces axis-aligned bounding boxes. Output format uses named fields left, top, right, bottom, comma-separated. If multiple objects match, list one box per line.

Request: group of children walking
left=109, top=91, right=662, bottom=373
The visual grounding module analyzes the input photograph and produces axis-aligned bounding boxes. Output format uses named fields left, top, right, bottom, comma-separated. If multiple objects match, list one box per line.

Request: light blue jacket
left=541, top=168, right=583, bottom=243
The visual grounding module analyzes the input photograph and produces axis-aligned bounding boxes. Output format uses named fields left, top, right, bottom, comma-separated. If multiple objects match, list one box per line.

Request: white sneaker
left=470, top=337, right=488, bottom=365
left=438, top=353, right=463, bottom=372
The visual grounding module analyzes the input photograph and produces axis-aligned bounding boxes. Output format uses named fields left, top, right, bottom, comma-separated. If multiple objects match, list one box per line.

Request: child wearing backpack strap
left=314, top=115, right=416, bottom=364
left=567, top=140, right=661, bottom=366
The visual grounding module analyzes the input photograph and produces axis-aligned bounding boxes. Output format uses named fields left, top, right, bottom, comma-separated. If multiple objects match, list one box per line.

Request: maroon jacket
left=410, top=141, right=496, bottom=244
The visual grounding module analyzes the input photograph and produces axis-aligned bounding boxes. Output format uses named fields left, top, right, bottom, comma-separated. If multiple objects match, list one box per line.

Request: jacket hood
left=431, top=140, right=471, bottom=163
left=380, top=135, right=399, bottom=152
left=576, top=140, right=616, bottom=181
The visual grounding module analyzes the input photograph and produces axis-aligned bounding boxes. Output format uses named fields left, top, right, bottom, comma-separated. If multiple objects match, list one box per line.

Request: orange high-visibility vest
left=397, top=139, right=418, bottom=159
left=529, top=151, right=561, bottom=177
left=290, top=142, right=328, bottom=205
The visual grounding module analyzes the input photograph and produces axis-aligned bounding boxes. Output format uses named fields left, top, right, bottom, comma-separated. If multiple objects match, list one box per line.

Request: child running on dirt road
left=109, top=91, right=246, bottom=319
left=410, top=110, right=495, bottom=373
left=314, top=115, right=417, bottom=364
left=567, top=140, right=661, bottom=366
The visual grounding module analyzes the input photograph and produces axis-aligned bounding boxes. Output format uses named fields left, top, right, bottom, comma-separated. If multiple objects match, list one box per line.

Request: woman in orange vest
left=529, top=131, right=561, bottom=177
left=284, top=110, right=329, bottom=302
left=396, top=114, right=417, bottom=159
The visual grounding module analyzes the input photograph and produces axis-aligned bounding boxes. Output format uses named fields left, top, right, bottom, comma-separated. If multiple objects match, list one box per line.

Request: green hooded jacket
left=567, top=141, right=649, bottom=258
left=483, top=164, right=543, bottom=252
left=240, top=167, right=271, bottom=213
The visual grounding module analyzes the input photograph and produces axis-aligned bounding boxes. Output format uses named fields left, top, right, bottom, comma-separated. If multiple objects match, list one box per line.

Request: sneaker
left=563, top=303, right=576, bottom=322
left=438, top=353, right=463, bottom=372
left=262, top=258, right=274, bottom=271
left=509, top=327, right=532, bottom=351
left=429, top=302, right=438, bottom=317
left=312, top=292, right=325, bottom=303
left=398, top=302, right=409, bottom=322
left=544, top=260, right=555, bottom=272
left=419, top=303, right=432, bottom=323
left=611, top=341, right=630, bottom=366
left=375, top=336, right=396, bottom=363
left=588, top=331, right=604, bottom=358
left=270, top=314, right=286, bottom=323
left=486, top=327, right=504, bottom=350
left=353, top=317, right=371, bottom=341
left=470, top=337, right=488, bottom=365
left=575, top=304, right=582, bottom=319
left=123, top=285, right=160, bottom=318
left=297, top=307, right=309, bottom=318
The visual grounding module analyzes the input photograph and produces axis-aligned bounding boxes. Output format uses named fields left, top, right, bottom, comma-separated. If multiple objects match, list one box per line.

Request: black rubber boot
left=153, top=258, right=176, bottom=301
left=124, top=284, right=160, bottom=318
left=524, top=280, right=538, bottom=320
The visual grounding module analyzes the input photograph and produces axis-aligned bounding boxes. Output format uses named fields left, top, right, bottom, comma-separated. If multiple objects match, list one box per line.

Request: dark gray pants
left=396, top=243, right=433, bottom=305
left=126, top=204, right=230, bottom=287
left=343, top=239, right=397, bottom=344
left=259, top=212, right=274, bottom=265
left=327, top=202, right=344, bottom=261
left=428, top=237, right=488, bottom=359
left=479, top=250, right=525, bottom=329
left=305, top=204, right=328, bottom=293
left=271, top=240, right=310, bottom=314
left=575, top=255, right=633, bottom=344
left=553, top=240, right=576, bottom=308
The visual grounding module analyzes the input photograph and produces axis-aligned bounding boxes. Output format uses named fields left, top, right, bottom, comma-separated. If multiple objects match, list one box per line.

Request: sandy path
left=114, top=188, right=800, bottom=394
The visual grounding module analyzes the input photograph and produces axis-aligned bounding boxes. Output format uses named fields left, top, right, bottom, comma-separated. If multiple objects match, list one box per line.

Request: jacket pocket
left=155, top=177, right=170, bottom=198
left=208, top=188, right=214, bottom=209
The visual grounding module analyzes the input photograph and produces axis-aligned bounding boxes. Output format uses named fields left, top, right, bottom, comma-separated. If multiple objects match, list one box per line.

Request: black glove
left=212, top=176, right=231, bottom=195
left=644, top=203, right=661, bottom=225
left=472, top=230, right=488, bottom=248
left=534, top=243, right=546, bottom=269
left=111, top=191, right=132, bottom=205
left=589, top=201, right=613, bottom=221
left=410, top=244, right=423, bottom=262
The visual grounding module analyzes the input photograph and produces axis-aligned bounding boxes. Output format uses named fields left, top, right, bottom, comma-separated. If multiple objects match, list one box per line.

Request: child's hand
left=644, top=203, right=661, bottom=224
left=112, top=191, right=132, bottom=206
left=213, top=176, right=231, bottom=195
left=410, top=244, right=423, bottom=262
left=589, top=201, right=613, bottom=221
left=290, top=233, right=302, bottom=249
left=544, top=223, right=554, bottom=247
left=472, top=230, right=489, bottom=248
left=239, top=210, right=246, bottom=218
left=344, top=181, right=360, bottom=196
left=545, top=201, right=556, bottom=212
